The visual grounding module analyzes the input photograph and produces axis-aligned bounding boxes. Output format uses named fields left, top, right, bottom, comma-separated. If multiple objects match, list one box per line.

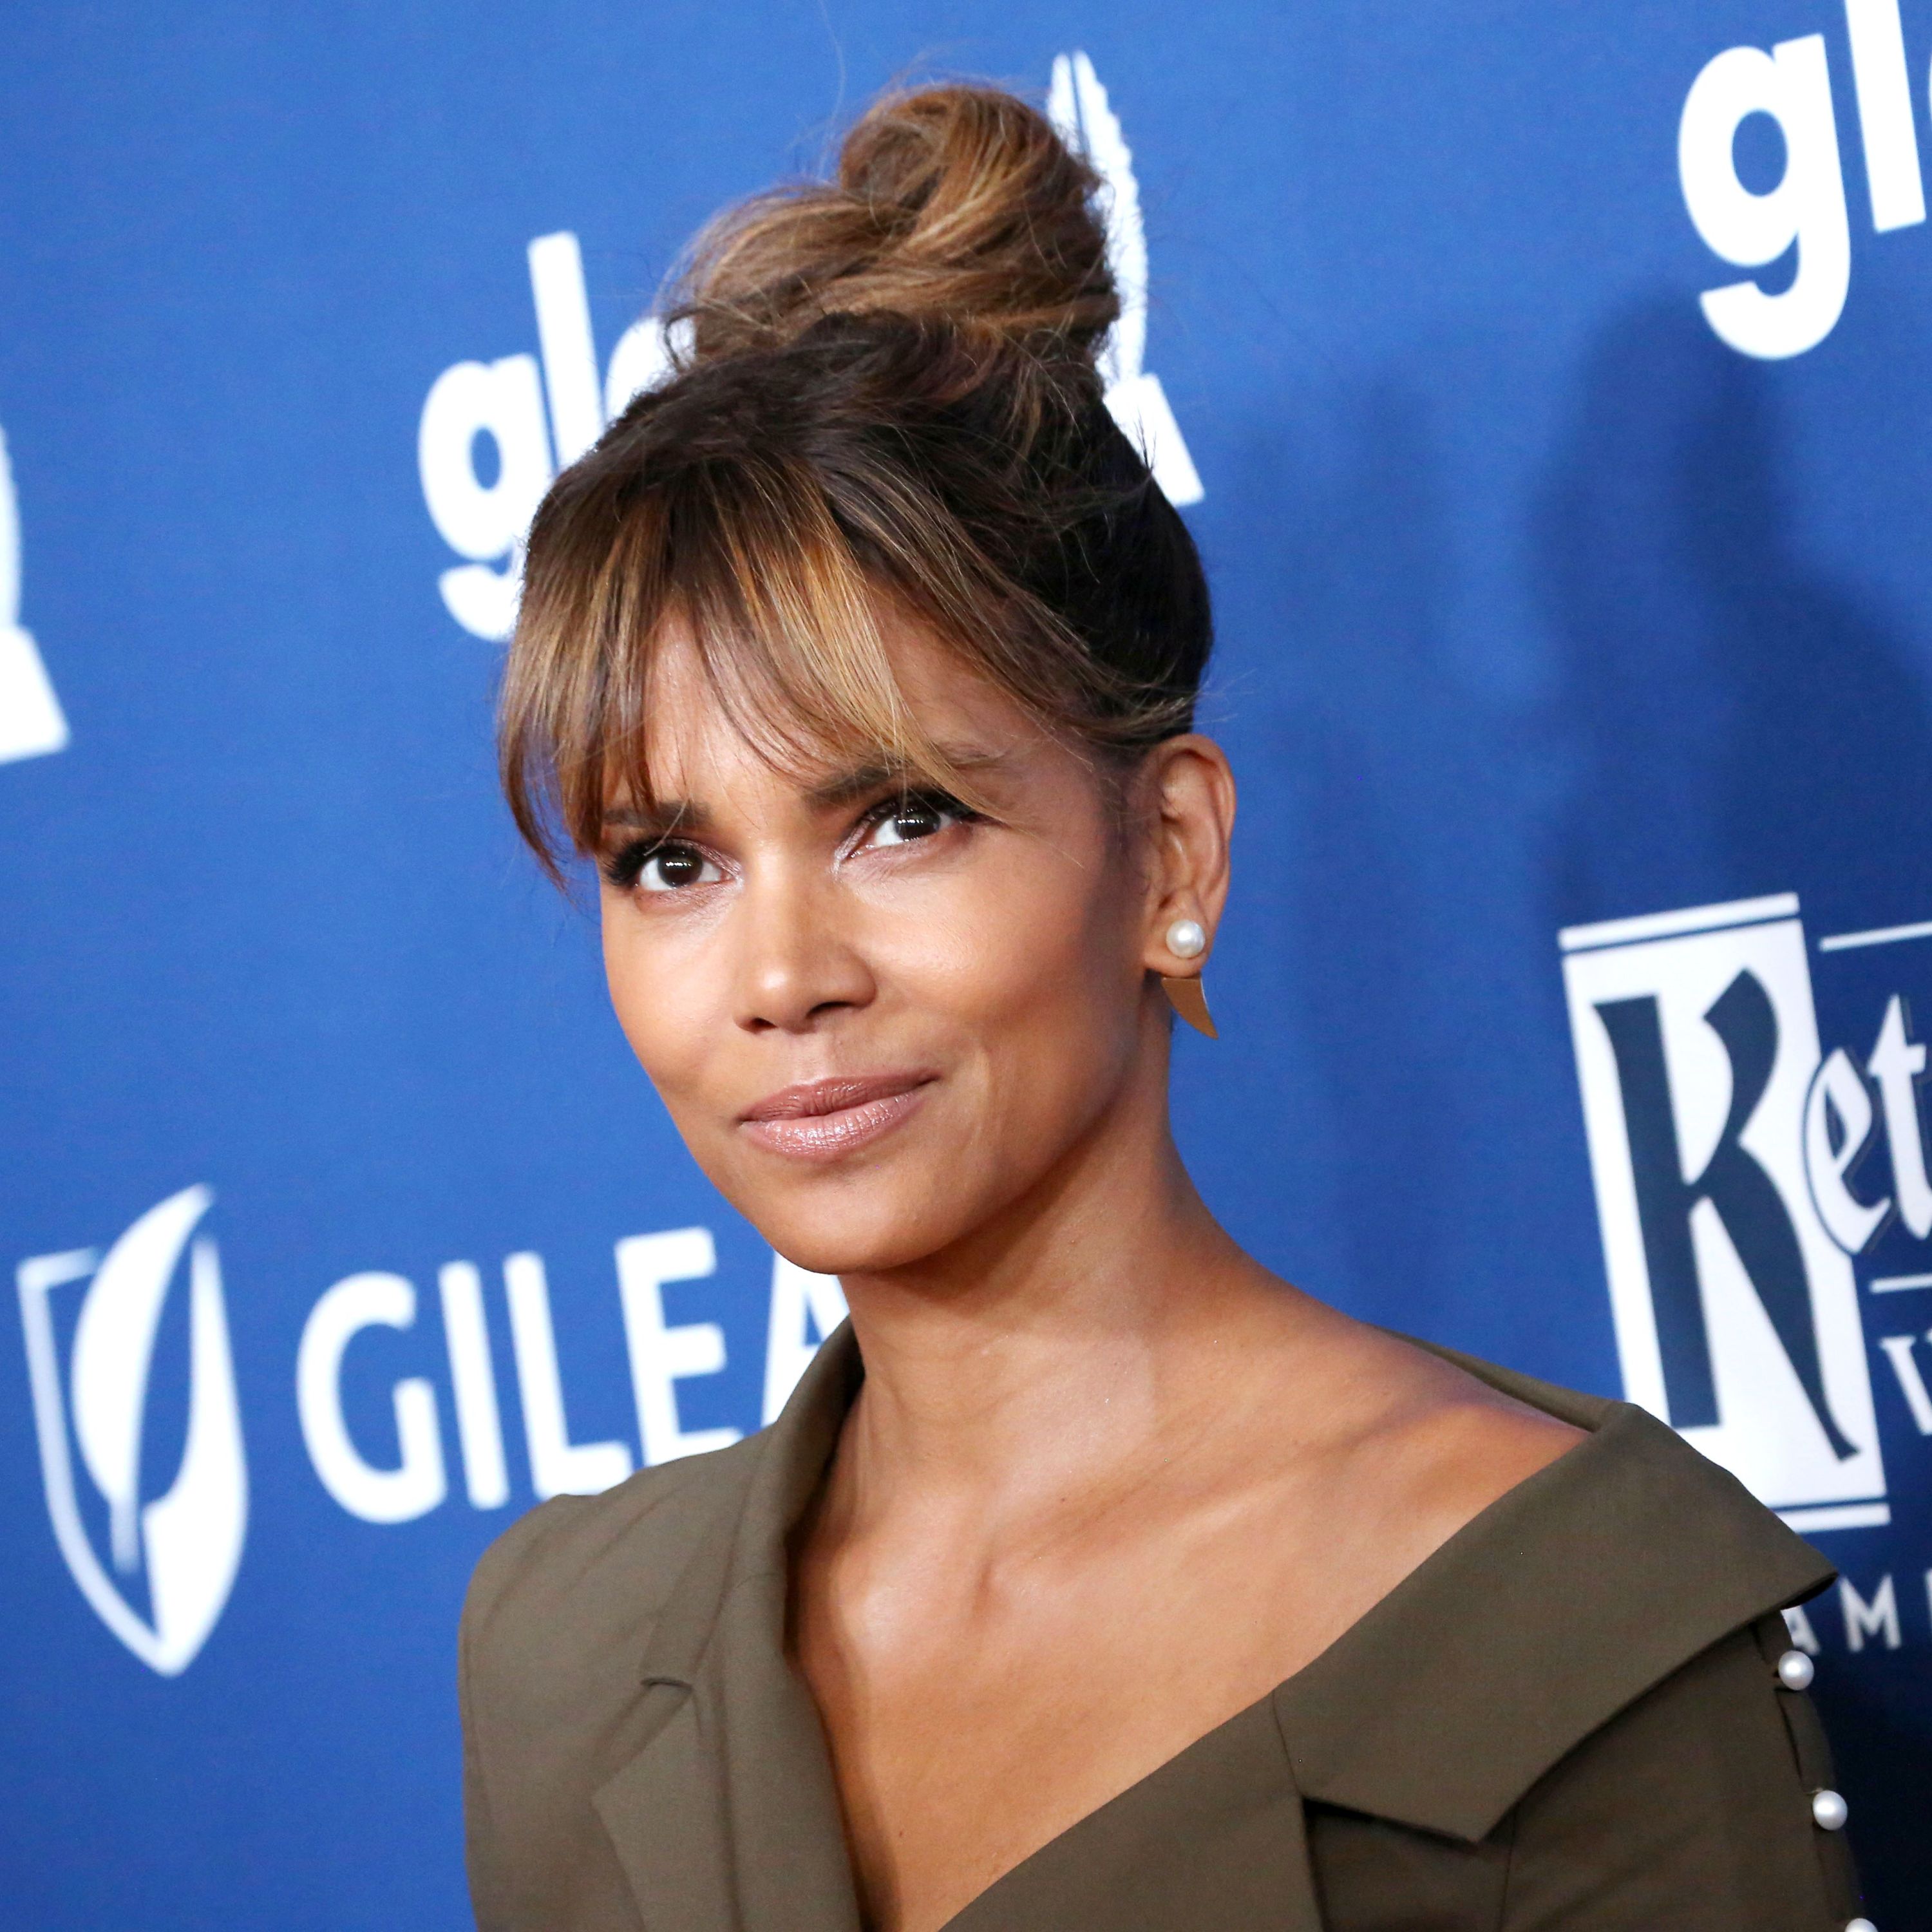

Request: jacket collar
left=945, top=1691, right=1320, bottom=1932
left=1273, top=1347, right=1835, bottom=1841
left=593, top=1329, right=864, bottom=1932
left=592, top=1325, right=1323, bottom=1931
left=591, top=1323, right=1834, bottom=1928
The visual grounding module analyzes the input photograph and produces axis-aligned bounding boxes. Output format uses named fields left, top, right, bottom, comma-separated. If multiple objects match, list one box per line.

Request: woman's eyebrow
left=600, top=800, right=712, bottom=838
left=601, top=747, right=1012, bottom=835
left=803, top=746, right=1011, bottom=810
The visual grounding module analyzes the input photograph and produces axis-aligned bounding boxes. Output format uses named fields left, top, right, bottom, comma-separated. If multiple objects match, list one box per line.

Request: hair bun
left=670, top=84, right=1119, bottom=366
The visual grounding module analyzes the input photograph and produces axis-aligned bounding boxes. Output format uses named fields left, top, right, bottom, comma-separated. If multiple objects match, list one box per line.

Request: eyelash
left=600, top=838, right=694, bottom=893
left=600, top=790, right=979, bottom=895
left=858, top=788, right=979, bottom=848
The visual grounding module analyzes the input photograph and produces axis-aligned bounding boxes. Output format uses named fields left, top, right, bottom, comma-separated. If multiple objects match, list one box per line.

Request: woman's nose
left=731, top=875, right=876, bottom=1034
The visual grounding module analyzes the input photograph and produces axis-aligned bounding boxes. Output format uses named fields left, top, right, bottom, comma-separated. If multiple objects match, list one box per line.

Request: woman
left=461, top=83, right=1866, bottom=1932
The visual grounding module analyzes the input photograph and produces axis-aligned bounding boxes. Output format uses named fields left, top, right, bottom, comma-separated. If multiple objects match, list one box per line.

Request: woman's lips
left=739, top=1074, right=934, bottom=1163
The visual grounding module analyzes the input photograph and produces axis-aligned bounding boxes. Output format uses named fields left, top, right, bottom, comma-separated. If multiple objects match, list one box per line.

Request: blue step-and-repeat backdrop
left=5, top=3, right=1932, bottom=1926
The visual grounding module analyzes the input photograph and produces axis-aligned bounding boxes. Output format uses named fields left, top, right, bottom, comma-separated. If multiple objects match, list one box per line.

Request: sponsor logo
left=1680, top=0, right=1925, bottom=359
left=417, top=231, right=670, bottom=641
left=17, top=1189, right=844, bottom=1671
left=419, top=53, right=1200, bottom=642
left=292, top=1240, right=843, bottom=1522
left=1564, top=892, right=1932, bottom=1531
left=1047, top=52, right=1203, bottom=508
left=17, top=1187, right=247, bottom=1675
left=0, top=419, right=69, bottom=765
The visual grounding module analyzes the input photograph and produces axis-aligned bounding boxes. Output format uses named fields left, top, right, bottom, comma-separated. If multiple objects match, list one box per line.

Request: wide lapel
left=593, top=1327, right=866, bottom=1932
left=1273, top=1378, right=1835, bottom=1843
left=943, top=1694, right=1323, bottom=1932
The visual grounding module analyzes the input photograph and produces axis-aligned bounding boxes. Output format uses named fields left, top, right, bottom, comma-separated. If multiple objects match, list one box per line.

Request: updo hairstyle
left=499, top=81, right=1212, bottom=875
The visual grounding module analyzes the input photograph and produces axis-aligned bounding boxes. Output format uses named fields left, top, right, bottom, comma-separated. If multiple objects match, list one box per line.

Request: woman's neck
left=825, top=1084, right=1314, bottom=1535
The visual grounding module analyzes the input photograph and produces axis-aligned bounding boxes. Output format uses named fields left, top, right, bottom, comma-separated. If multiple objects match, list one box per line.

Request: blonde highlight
left=499, top=81, right=1211, bottom=881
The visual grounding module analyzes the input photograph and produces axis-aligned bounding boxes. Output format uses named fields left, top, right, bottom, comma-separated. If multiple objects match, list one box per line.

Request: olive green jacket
left=460, top=1324, right=1862, bottom=1931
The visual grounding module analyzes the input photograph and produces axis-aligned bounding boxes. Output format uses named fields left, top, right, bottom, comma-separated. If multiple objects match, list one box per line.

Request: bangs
left=500, top=448, right=1008, bottom=880
left=498, top=311, right=1208, bottom=887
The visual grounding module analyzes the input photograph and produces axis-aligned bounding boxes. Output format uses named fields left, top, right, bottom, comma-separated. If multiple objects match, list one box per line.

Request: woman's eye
left=636, top=843, right=719, bottom=893
left=865, top=798, right=960, bottom=849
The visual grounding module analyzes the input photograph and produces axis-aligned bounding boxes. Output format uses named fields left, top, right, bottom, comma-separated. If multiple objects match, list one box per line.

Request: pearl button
left=1845, top=1919, right=1876, bottom=1931
left=1166, top=918, right=1207, bottom=960
left=1812, top=1788, right=1849, bottom=1832
left=1777, top=1649, right=1816, bottom=1690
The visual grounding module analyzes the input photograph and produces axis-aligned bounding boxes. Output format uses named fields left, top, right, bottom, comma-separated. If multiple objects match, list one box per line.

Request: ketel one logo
left=16, top=1186, right=247, bottom=1674
left=1562, top=895, right=1888, bottom=1531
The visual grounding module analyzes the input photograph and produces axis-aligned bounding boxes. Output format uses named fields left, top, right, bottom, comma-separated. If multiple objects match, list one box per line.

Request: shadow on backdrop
left=1541, top=301, right=1932, bottom=933
left=1220, top=375, right=1613, bottom=1390
left=1537, top=300, right=1932, bottom=1926
left=1236, top=384, right=1461, bottom=1332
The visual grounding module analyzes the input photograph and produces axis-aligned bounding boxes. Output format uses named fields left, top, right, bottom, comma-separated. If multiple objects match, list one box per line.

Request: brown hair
left=500, top=80, right=1211, bottom=876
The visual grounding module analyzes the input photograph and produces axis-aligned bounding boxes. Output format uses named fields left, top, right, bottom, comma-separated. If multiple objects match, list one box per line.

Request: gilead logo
left=16, top=1187, right=249, bottom=1676
left=17, top=1189, right=846, bottom=1671
left=0, top=419, right=70, bottom=765
left=293, top=1240, right=846, bottom=1522
left=418, top=52, right=1201, bottom=642
left=1562, top=896, right=1893, bottom=1530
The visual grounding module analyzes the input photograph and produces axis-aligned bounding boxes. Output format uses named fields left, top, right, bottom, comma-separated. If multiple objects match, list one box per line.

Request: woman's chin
left=749, top=1187, right=986, bottom=1283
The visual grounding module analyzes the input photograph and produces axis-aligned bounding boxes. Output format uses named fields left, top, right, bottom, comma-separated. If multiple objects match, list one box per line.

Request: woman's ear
left=1140, top=733, right=1236, bottom=976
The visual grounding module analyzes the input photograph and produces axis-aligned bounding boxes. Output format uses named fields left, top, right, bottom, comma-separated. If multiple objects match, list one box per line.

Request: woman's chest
left=790, top=1524, right=1410, bottom=1932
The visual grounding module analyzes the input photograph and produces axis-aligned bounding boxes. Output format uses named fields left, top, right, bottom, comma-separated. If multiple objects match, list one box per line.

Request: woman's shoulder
left=461, top=1431, right=762, bottom=1713
left=1360, top=1324, right=1827, bottom=1592
left=1397, top=1329, right=1833, bottom=1625
left=1275, top=1332, right=1836, bottom=1843
left=1336, top=1325, right=1591, bottom=1551
left=1289, top=1334, right=1861, bottom=1926
left=460, top=1326, right=858, bottom=1736
left=455, top=1415, right=798, bottom=1929
left=1302, top=1603, right=1864, bottom=1929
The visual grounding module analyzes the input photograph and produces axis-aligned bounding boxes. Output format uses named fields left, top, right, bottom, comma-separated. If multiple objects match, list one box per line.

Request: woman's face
left=597, top=614, right=1189, bottom=1277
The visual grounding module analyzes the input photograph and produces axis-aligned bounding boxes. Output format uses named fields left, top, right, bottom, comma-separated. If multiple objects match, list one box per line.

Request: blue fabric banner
left=3, top=3, right=1929, bottom=1924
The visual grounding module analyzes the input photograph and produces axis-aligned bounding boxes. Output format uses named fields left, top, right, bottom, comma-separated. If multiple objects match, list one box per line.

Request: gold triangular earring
left=1159, top=916, right=1218, bottom=1039
left=1162, top=975, right=1218, bottom=1039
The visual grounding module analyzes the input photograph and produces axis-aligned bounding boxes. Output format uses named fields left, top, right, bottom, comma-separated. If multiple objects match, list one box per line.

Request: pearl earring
left=1166, top=918, right=1207, bottom=960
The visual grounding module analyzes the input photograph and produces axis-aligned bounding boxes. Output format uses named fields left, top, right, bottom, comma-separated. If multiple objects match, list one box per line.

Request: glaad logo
left=417, top=231, right=672, bottom=641
left=1048, top=51, right=1204, bottom=508
left=1562, top=896, right=1889, bottom=1530
left=16, top=1186, right=248, bottom=1674
left=1680, top=0, right=1927, bottom=359
left=419, top=54, right=1200, bottom=641
left=0, top=419, right=70, bottom=764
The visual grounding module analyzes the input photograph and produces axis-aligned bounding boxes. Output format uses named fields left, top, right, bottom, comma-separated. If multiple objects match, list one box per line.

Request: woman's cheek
left=889, top=855, right=1101, bottom=1021
left=602, top=907, right=696, bottom=1079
